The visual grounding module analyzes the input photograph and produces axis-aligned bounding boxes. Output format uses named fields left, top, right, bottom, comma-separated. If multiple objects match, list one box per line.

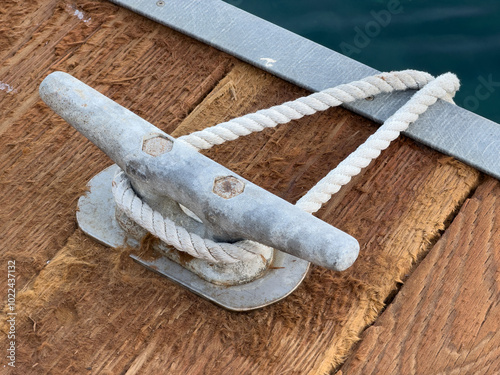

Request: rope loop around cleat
left=113, top=70, right=460, bottom=263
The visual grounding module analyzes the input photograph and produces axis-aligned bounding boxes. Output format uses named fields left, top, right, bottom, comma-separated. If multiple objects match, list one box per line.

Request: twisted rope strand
left=296, top=73, right=459, bottom=213
left=177, top=70, right=436, bottom=151
left=112, top=170, right=267, bottom=263
left=114, top=70, right=460, bottom=262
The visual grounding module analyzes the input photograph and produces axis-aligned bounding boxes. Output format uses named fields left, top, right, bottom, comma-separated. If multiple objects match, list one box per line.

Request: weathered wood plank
left=0, top=0, right=234, bottom=289
left=0, top=1, right=115, bottom=135
left=0, top=1, right=59, bottom=64
left=339, top=177, right=500, bottom=375
left=6, top=62, right=481, bottom=374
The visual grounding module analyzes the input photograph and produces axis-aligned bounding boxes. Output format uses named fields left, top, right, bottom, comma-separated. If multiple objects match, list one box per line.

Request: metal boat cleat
left=39, top=71, right=359, bottom=311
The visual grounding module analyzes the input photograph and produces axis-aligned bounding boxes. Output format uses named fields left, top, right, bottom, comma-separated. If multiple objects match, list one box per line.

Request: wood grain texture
left=0, top=0, right=234, bottom=289
left=340, top=177, right=500, bottom=375
left=4, top=59, right=482, bottom=374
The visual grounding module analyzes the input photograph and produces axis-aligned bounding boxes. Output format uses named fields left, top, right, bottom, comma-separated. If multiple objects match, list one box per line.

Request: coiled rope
left=113, top=70, right=460, bottom=263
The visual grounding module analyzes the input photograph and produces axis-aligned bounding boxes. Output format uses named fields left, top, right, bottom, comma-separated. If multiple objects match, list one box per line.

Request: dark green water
left=224, top=0, right=500, bottom=123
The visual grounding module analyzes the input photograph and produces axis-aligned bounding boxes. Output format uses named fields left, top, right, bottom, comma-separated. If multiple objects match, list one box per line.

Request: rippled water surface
left=224, top=0, right=500, bottom=122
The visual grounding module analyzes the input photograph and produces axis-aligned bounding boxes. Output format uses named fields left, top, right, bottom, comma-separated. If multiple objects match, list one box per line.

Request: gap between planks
left=339, top=177, right=499, bottom=375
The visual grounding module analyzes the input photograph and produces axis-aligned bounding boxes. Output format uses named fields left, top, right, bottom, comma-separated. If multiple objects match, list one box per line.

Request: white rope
left=112, top=170, right=270, bottom=263
left=114, top=70, right=460, bottom=262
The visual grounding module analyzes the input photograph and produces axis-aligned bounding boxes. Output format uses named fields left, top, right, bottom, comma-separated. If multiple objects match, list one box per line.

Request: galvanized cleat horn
left=39, top=71, right=359, bottom=311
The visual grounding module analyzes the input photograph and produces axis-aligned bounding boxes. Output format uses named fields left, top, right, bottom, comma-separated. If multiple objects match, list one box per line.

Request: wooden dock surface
left=0, top=1, right=498, bottom=374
